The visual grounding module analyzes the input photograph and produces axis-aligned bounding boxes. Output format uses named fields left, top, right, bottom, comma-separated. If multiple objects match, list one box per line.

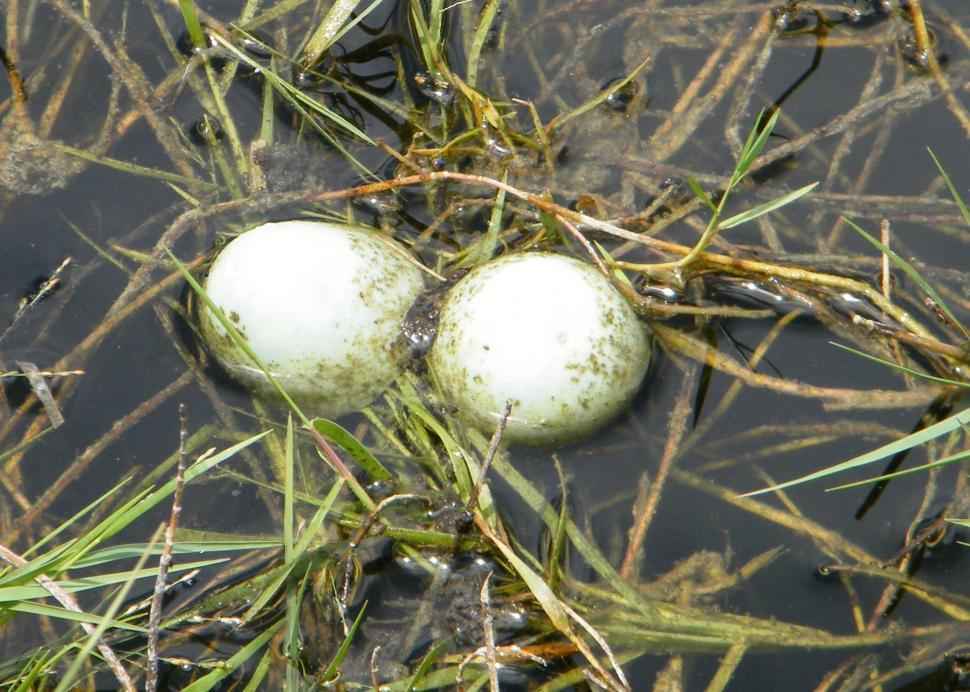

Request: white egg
left=199, top=220, right=425, bottom=417
left=429, top=253, right=651, bottom=445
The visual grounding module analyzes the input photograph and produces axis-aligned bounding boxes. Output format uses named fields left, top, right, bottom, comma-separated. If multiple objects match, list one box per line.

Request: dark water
left=1, top=0, right=970, bottom=689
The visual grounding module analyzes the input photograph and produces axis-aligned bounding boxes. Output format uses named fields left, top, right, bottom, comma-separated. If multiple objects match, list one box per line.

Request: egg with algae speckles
left=429, top=253, right=651, bottom=445
left=199, top=220, right=425, bottom=417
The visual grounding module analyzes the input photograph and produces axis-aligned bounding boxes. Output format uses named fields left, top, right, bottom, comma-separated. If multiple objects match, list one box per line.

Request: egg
left=199, top=220, right=425, bottom=417
left=429, top=253, right=651, bottom=445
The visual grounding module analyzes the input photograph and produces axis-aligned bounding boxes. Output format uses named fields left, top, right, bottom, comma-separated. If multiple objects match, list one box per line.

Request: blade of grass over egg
left=843, top=216, right=969, bottom=339
left=166, top=248, right=376, bottom=510
left=829, top=342, right=969, bottom=388
left=461, top=171, right=507, bottom=268
left=719, top=182, right=818, bottom=230
left=284, top=416, right=295, bottom=564
left=740, top=408, right=970, bottom=497
left=928, top=148, right=970, bottom=226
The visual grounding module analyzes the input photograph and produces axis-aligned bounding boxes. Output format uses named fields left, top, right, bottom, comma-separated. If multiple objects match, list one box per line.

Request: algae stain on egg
left=198, top=219, right=425, bottom=418
left=429, top=253, right=652, bottom=445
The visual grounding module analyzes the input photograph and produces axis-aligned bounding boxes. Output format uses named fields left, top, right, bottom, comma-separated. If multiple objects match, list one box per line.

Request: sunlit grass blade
left=740, top=407, right=970, bottom=497
left=182, top=619, right=285, bottom=692
left=10, top=602, right=145, bottom=632
left=826, top=446, right=970, bottom=491
left=719, top=182, right=818, bottom=230
left=319, top=602, right=368, bottom=682
left=301, top=0, right=367, bottom=67
left=0, top=559, right=227, bottom=603
left=178, top=0, right=207, bottom=50
left=687, top=177, right=716, bottom=213
left=51, top=143, right=217, bottom=190
left=72, top=539, right=280, bottom=569
left=53, top=538, right=156, bottom=692
left=927, top=148, right=970, bottom=227
left=311, top=418, right=392, bottom=481
left=829, top=341, right=969, bottom=388
left=842, top=216, right=969, bottom=339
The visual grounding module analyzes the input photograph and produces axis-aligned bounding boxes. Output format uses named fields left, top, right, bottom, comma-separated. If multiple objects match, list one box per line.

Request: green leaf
left=10, top=602, right=146, bottom=632
left=311, top=418, right=392, bottom=481
left=829, top=342, right=968, bottom=388
left=927, top=148, right=970, bottom=227
left=740, top=407, right=970, bottom=497
left=319, top=602, right=368, bottom=682
left=719, top=182, right=818, bottom=230
left=827, top=446, right=970, bottom=491
left=687, top=177, right=716, bottom=213
left=182, top=619, right=285, bottom=692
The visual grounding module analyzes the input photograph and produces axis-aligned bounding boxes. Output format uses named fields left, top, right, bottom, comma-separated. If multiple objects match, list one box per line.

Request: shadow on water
left=1, top=0, right=970, bottom=688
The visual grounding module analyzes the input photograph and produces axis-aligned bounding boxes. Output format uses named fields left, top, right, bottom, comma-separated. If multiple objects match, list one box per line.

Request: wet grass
left=0, top=0, right=969, bottom=689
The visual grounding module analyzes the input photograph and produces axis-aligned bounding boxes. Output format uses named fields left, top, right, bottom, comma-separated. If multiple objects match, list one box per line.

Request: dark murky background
left=1, top=0, right=970, bottom=688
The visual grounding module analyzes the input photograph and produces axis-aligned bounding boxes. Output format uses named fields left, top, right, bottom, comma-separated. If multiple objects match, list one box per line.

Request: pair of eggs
left=199, top=220, right=652, bottom=445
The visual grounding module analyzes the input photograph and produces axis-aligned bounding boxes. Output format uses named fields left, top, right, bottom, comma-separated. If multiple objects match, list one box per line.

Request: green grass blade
left=302, top=0, right=366, bottom=67
left=0, top=559, right=228, bottom=603
left=10, top=602, right=146, bottom=632
left=829, top=342, right=968, bottom=388
left=467, top=0, right=501, bottom=88
left=734, top=109, right=779, bottom=183
left=927, top=148, right=970, bottom=227
left=72, top=539, right=280, bottom=569
left=311, top=418, right=392, bottom=481
left=284, top=416, right=295, bottom=565
left=182, top=619, right=285, bottom=692
left=740, top=407, right=970, bottom=497
left=319, top=602, right=368, bottom=682
left=687, top=177, right=716, bottom=213
left=54, top=538, right=156, bottom=692
left=842, top=216, right=969, bottom=339
left=178, top=0, right=207, bottom=50
left=719, top=182, right=818, bottom=230
left=827, top=446, right=970, bottom=491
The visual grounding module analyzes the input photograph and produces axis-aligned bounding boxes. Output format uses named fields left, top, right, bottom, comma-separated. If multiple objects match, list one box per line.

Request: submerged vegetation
left=0, top=0, right=969, bottom=689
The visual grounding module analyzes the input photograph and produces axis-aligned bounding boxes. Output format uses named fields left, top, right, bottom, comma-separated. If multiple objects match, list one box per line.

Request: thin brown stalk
left=467, top=401, right=512, bottom=515
left=145, top=403, right=189, bottom=692
left=480, top=572, right=500, bottom=692
left=619, top=365, right=697, bottom=579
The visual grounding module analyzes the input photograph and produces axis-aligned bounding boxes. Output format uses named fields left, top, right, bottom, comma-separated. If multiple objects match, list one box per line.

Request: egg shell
left=199, top=220, right=425, bottom=417
left=429, top=252, right=651, bottom=445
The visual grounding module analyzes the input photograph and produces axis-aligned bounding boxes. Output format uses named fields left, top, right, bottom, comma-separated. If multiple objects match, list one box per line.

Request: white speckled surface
left=430, top=253, right=651, bottom=445
left=200, top=220, right=424, bottom=417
